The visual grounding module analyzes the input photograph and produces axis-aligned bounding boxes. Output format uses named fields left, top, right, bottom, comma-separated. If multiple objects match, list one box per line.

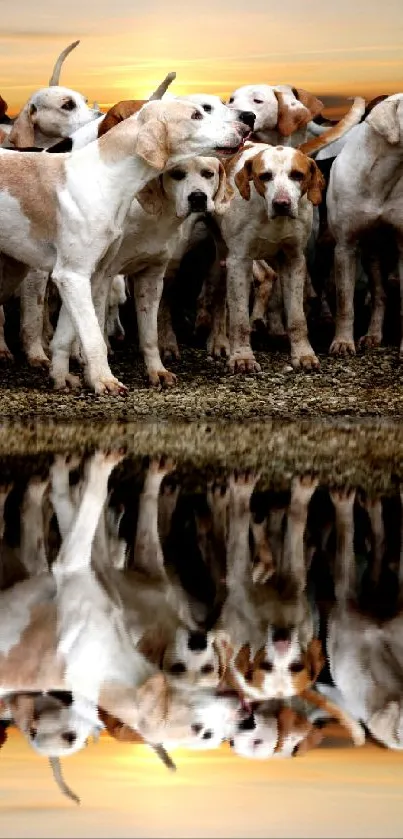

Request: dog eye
left=169, top=169, right=186, bottom=181
left=289, top=662, right=305, bottom=673
left=253, top=738, right=263, bottom=747
left=62, top=731, right=77, bottom=745
left=259, top=171, right=272, bottom=182
left=202, top=104, right=212, bottom=113
left=202, top=730, right=213, bottom=740
left=201, top=663, right=214, bottom=675
left=253, top=98, right=264, bottom=105
left=61, top=99, right=76, bottom=112
left=200, top=169, right=214, bottom=179
left=290, top=170, right=304, bottom=181
left=169, top=662, right=186, bottom=675
left=292, top=744, right=300, bottom=756
left=191, top=110, right=203, bottom=120
left=259, top=661, right=273, bottom=672
left=228, top=97, right=234, bottom=104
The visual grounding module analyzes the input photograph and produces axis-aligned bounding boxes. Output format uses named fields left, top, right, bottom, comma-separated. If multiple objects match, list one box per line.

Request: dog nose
left=62, top=730, right=77, bottom=746
left=272, top=626, right=291, bottom=653
left=188, top=631, right=208, bottom=652
left=237, top=714, right=256, bottom=732
left=188, top=191, right=208, bottom=213
left=238, top=110, right=256, bottom=130
left=272, top=197, right=292, bottom=216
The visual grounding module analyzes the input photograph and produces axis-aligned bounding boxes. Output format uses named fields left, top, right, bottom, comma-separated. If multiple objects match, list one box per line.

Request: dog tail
left=301, top=688, right=365, bottom=746
left=49, top=41, right=80, bottom=86
left=148, top=73, right=176, bottom=101
left=49, top=757, right=80, bottom=804
left=298, top=97, right=366, bottom=157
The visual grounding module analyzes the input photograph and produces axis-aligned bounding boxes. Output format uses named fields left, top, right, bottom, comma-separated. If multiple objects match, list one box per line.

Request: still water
left=0, top=420, right=402, bottom=836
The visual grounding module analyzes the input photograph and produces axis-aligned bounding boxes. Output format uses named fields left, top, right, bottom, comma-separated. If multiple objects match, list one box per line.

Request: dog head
left=137, top=626, right=232, bottom=692
left=227, top=84, right=323, bottom=142
left=136, top=155, right=233, bottom=218
left=8, top=692, right=101, bottom=758
left=9, top=87, right=100, bottom=148
left=133, top=99, right=251, bottom=171
left=234, top=146, right=325, bottom=218
left=232, top=636, right=325, bottom=700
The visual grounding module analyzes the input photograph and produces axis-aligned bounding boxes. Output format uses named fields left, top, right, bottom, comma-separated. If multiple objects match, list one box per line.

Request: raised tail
left=299, top=97, right=366, bottom=157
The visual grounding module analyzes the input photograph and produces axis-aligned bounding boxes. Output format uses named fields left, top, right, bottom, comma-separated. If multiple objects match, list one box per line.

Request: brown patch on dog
left=274, top=92, right=311, bottom=137
left=291, top=639, right=325, bottom=693
left=234, top=158, right=254, bottom=200
left=0, top=603, right=65, bottom=691
left=136, top=626, right=168, bottom=667
left=136, top=177, right=165, bottom=215
left=0, top=151, right=65, bottom=239
left=213, top=632, right=233, bottom=682
left=285, top=149, right=326, bottom=205
left=214, top=161, right=234, bottom=214
left=97, top=100, right=147, bottom=138
left=98, top=707, right=143, bottom=743
left=292, top=88, right=324, bottom=120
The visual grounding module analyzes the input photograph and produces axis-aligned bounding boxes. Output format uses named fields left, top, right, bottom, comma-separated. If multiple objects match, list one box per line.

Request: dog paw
left=229, top=471, right=260, bottom=510
left=0, top=346, right=14, bottom=363
left=207, top=479, right=230, bottom=509
left=291, top=474, right=319, bottom=502
left=148, top=368, right=177, bottom=388
left=161, top=342, right=181, bottom=362
left=330, top=338, right=356, bottom=357
left=53, top=372, right=82, bottom=391
left=330, top=486, right=356, bottom=510
left=358, top=333, right=382, bottom=350
left=207, top=332, right=230, bottom=360
left=149, top=456, right=176, bottom=477
left=291, top=350, right=320, bottom=371
left=93, top=376, right=128, bottom=396
left=228, top=351, right=261, bottom=374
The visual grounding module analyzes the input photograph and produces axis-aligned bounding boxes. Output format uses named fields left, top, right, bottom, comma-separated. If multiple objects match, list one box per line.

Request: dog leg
left=330, top=241, right=357, bottom=356
left=283, top=476, right=318, bottom=588
left=227, top=256, right=261, bottom=373
left=52, top=451, right=124, bottom=577
left=134, top=458, right=176, bottom=578
left=280, top=254, right=319, bottom=370
left=330, top=488, right=357, bottom=601
left=20, top=269, right=50, bottom=368
left=20, top=476, right=49, bottom=577
left=0, top=305, right=13, bottom=362
left=133, top=265, right=177, bottom=387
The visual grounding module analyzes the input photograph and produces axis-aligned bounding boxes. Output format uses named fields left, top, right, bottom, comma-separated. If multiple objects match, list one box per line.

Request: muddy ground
left=0, top=344, right=403, bottom=423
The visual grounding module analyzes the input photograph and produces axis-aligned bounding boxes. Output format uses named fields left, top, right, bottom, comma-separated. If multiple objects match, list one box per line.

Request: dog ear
left=7, top=694, right=35, bottom=732
left=292, top=88, right=324, bottom=119
left=306, top=159, right=326, bottom=206
left=9, top=104, right=35, bottom=148
left=274, top=91, right=305, bottom=137
left=234, top=159, right=254, bottom=200
left=136, top=177, right=165, bottom=215
left=213, top=630, right=233, bottom=680
left=134, top=119, right=170, bottom=170
left=135, top=673, right=170, bottom=734
left=213, top=162, right=234, bottom=214
left=366, top=97, right=401, bottom=145
left=137, top=626, right=168, bottom=667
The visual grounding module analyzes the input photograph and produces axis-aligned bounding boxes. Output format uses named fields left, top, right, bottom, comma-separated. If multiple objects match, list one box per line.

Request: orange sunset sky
left=1, top=0, right=403, bottom=115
